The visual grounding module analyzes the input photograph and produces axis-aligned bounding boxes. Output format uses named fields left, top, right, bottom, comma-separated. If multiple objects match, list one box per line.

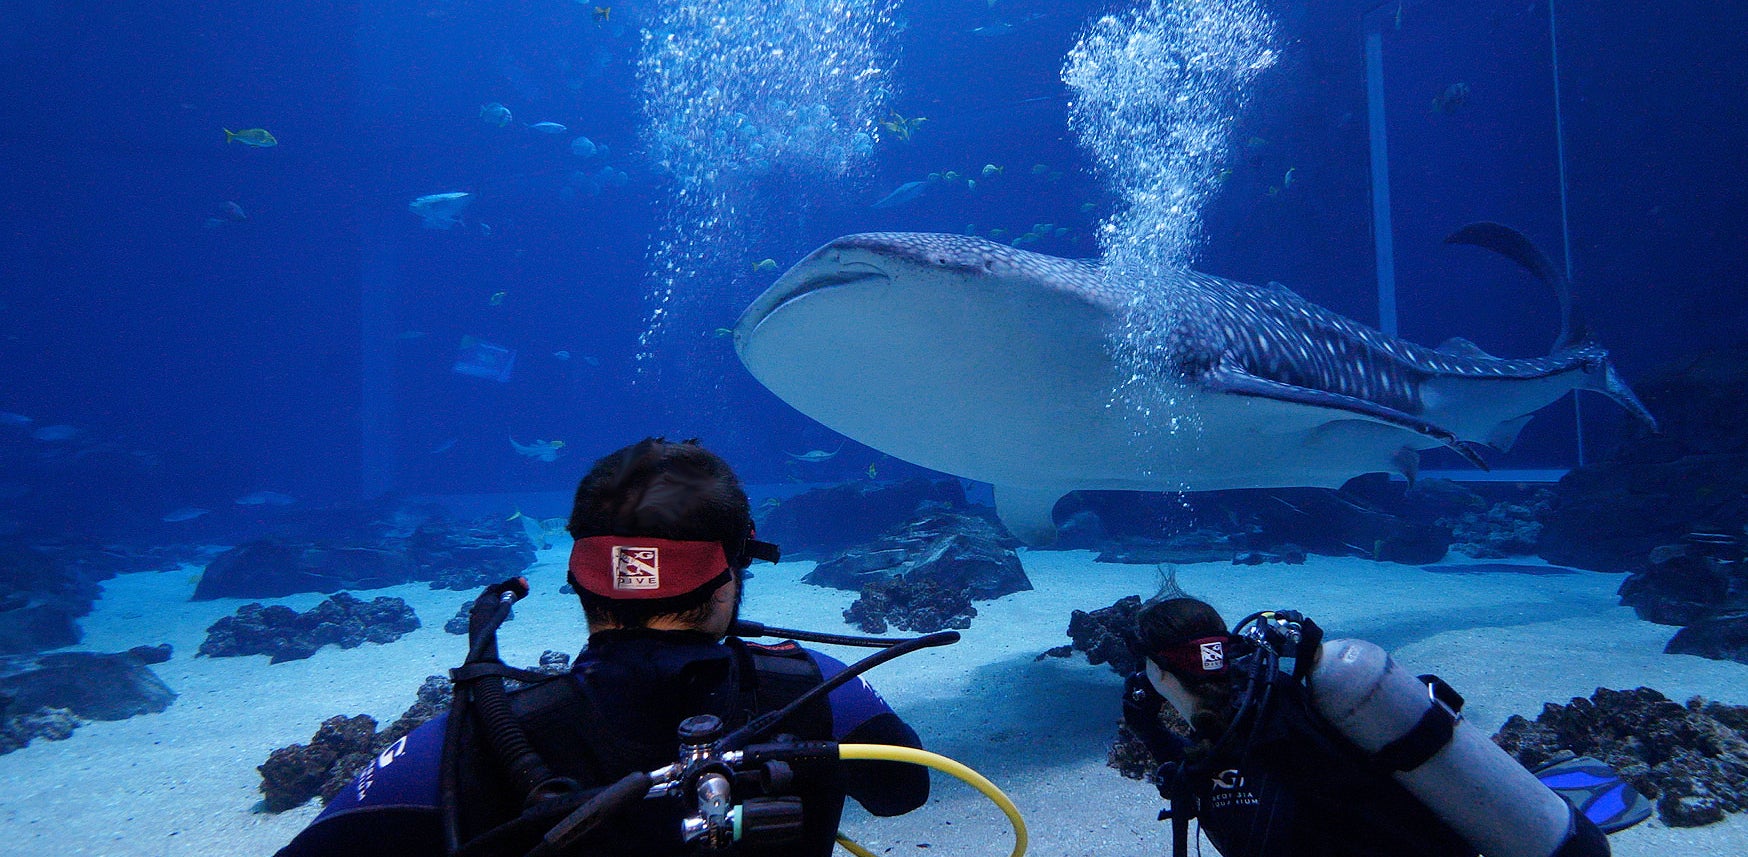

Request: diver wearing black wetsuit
left=1128, top=669, right=1476, bottom=857
left=275, top=439, right=929, bottom=857
left=1125, top=597, right=1609, bottom=857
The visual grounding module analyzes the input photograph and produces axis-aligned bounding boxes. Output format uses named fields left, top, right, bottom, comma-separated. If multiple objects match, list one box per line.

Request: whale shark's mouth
left=734, top=255, right=891, bottom=342
left=768, top=263, right=890, bottom=314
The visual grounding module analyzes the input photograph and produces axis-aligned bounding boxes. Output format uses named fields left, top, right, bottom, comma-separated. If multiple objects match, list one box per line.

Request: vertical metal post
left=1364, top=30, right=1399, bottom=337
left=357, top=2, right=398, bottom=497
left=1547, top=0, right=1586, bottom=466
left=359, top=213, right=397, bottom=498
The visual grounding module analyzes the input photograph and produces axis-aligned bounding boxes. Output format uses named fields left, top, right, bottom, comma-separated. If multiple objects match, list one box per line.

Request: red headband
left=568, top=536, right=730, bottom=600
left=1151, top=635, right=1231, bottom=676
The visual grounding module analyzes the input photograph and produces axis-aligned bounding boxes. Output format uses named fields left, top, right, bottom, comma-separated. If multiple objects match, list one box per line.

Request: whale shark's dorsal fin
left=1445, top=221, right=1585, bottom=355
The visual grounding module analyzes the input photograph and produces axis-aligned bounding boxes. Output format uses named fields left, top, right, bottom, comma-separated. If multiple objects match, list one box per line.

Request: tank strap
left=728, top=638, right=833, bottom=740
left=1373, top=675, right=1464, bottom=772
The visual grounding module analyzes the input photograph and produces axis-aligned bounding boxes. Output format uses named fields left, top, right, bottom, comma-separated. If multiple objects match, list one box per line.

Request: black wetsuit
left=1171, top=674, right=1611, bottom=857
left=1146, top=674, right=1478, bottom=857
left=1177, top=713, right=1478, bottom=857
left=276, top=629, right=928, bottom=857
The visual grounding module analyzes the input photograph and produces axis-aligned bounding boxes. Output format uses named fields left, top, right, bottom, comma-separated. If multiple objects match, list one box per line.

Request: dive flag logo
left=1199, top=641, right=1224, bottom=671
left=612, top=546, right=660, bottom=590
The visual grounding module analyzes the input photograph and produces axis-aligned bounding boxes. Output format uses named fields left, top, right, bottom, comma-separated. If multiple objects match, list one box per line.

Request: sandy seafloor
left=3, top=546, right=1747, bottom=857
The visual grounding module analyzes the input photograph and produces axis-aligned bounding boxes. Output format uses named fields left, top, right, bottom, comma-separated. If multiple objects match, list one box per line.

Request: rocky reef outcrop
left=0, top=645, right=176, bottom=754
left=1051, top=479, right=1472, bottom=566
left=0, top=544, right=102, bottom=654
left=259, top=652, right=571, bottom=811
left=193, top=512, right=534, bottom=600
left=1539, top=347, right=1748, bottom=572
left=755, top=478, right=970, bottom=560
left=1066, top=595, right=1145, bottom=677
left=1613, top=528, right=1748, bottom=664
left=843, top=577, right=976, bottom=634
left=804, top=508, right=1028, bottom=633
left=1493, top=686, right=1748, bottom=827
left=199, top=592, right=420, bottom=663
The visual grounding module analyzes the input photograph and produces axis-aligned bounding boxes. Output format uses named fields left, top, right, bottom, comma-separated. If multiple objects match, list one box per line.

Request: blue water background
left=1, top=0, right=1743, bottom=539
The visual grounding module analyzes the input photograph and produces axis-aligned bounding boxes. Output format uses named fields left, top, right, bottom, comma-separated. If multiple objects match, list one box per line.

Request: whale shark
left=733, top=228, right=1656, bottom=544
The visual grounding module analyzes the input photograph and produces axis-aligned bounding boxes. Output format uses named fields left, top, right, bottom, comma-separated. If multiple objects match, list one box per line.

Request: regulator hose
left=834, top=744, right=1028, bottom=857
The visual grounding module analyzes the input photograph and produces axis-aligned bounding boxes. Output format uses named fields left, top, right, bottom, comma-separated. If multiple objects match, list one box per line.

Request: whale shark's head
left=735, top=232, right=1122, bottom=334
left=733, top=233, right=1136, bottom=487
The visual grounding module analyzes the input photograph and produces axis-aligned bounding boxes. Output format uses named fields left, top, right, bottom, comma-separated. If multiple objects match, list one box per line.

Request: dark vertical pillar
left=356, top=0, right=398, bottom=497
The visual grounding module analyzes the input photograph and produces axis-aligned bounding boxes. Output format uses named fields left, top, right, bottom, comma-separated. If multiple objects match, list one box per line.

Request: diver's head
left=566, top=438, right=777, bottom=637
left=1135, top=597, right=1233, bottom=730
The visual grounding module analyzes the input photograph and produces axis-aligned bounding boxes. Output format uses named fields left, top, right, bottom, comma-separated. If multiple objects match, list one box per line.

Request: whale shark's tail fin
left=1444, top=221, right=1584, bottom=354
left=1582, top=357, right=1659, bottom=432
left=1446, top=221, right=1658, bottom=432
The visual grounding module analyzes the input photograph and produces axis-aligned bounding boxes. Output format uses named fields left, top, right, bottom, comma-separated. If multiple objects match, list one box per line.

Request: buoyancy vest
left=452, top=635, right=839, bottom=857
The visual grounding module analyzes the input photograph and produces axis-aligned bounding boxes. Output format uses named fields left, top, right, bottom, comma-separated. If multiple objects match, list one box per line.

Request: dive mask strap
left=741, top=538, right=781, bottom=564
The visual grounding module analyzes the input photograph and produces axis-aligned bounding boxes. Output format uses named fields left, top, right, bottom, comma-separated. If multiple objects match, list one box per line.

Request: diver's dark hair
left=1136, top=596, right=1236, bottom=740
left=567, top=437, right=752, bottom=628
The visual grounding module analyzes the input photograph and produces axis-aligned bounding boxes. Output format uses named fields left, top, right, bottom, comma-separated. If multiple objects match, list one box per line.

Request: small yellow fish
left=866, top=462, right=878, bottom=479
left=752, top=258, right=778, bottom=272
left=488, top=290, right=507, bottom=306
left=1283, top=167, right=1297, bottom=189
left=966, top=178, right=976, bottom=191
left=594, top=6, right=610, bottom=23
left=989, top=227, right=1007, bottom=238
left=1079, top=202, right=1098, bottom=213
left=713, top=328, right=735, bottom=338
left=1214, top=168, right=1234, bottom=184
left=942, top=170, right=960, bottom=182
left=981, top=164, right=1003, bottom=177
left=880, top=111, right=928, bottom=142
left=224, top=128, right=277, bottom=147
left=1031, top=163, right=1049, bottom=175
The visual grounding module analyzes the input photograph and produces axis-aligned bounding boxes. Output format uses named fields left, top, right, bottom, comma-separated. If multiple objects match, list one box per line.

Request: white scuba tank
left=1308, top=638, right=1575, bottom=857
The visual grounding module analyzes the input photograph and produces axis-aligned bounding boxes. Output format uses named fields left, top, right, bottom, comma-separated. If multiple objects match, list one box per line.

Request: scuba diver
left=1123, top=596, right=1642, bottom=857
left=276, top=438, right=930, bottom=857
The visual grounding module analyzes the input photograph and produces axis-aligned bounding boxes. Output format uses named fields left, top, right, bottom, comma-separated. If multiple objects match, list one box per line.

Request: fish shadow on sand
left=1327, top=591, right=1611, bottom=654
left=896, top=654, right=1130, bottom=775
left=1420, top=562, right=1581, bottom=576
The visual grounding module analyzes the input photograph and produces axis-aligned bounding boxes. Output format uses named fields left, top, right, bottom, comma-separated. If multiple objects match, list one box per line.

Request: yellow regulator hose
left=833, top=743, right=1028, bottom=857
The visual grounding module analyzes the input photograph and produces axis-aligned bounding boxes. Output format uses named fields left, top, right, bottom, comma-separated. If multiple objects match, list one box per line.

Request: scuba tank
left=1143, top=610, right=1610, bottom=857
left=1308, top=638, right=1582, bottom=857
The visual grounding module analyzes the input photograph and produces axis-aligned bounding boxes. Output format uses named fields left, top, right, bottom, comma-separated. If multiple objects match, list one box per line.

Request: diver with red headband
left=277, top=438, right=929, bottom=857
left=1123, top=596, right=1623, bottom=857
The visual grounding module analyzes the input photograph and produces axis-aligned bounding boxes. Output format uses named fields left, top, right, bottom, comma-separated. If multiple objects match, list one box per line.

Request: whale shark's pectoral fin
left=1485, top=413, right=1536, bottom=452
left=1202, top=361, right=1490, bottom=471
left=994, top=484, right=1067, bottom=546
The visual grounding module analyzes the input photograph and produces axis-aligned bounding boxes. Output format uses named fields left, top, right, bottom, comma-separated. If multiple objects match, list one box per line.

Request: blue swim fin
left=1535, top=756, right=1653, bottom=834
